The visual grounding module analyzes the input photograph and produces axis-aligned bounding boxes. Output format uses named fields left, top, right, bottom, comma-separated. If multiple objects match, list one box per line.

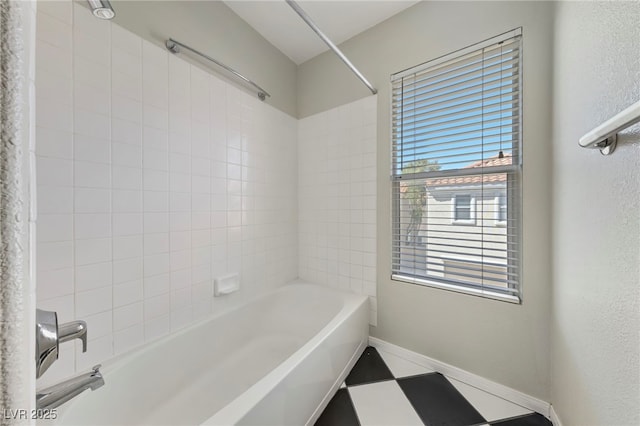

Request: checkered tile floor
left=316, top=346, right=552, bottom=426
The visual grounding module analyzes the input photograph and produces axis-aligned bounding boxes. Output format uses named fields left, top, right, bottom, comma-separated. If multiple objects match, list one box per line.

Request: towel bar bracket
left=597, top=134, right=617, bottom=156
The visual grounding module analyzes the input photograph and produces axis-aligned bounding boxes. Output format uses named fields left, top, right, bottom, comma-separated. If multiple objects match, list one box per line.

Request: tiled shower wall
left=298, top=96, right=377, bottom=325
left=35, top=3, right=297, bottom=385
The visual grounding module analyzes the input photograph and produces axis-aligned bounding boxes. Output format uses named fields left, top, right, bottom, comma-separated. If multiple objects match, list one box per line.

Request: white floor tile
left=448, top=377, right=533, bottom=422
left=349, top=380, right=423, bottom=426
left=378, top=349, right=434, bottom=378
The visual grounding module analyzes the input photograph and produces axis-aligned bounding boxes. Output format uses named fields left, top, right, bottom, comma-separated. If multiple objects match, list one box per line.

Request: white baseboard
left=550, top=405, right=563, bottom=426
left=369, top=337, right=551, bottom=419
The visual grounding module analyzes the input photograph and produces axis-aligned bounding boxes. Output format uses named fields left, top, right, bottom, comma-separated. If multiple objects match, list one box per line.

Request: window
left=453, top=194, right=474, bottom=223
left=391, top=29, right=522, bottom=303
left=496, top=195, right=507, bottom=224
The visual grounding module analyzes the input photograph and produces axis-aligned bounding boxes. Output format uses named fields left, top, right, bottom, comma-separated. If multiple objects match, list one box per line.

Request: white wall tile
left=36, top=39, right=72, bottom=78
left=298, top=96, right=377, bottom=325
left=112, top=143, right=142, bottom=168
left=75, top=82, right=110, bottom=116
left=37, top=241, right=74, bottom=272
left=114, top=302, right=143, bottom=331
left=35, top=127, right=72, bottom=159
left=143, top=253, right=170, bottom=277
left=74, top=55, right=109, bottom=88
left=73, top=32, right=110, bottom=67
left=112, top=118, right=142, bottom=145
left=75, top=188, right=110, bottom=213
left=113, top=280, right=143, bottom=308
left=75, top=238, right=111, bottom=266
left=76, top=262, right=112, bottom=292
left=36, top=268, right=74, bottom=302
left=36, top=17, right=298, bottom=382
left=144, top=232, right=169, bottom=255
left=112, top=70, right=142, bottom=102
left=38, top=1, right=73, bottom=25
left=113, top=235, right=143, bottom=260
left=75, top=161, right=110, bottom=189
left=76, top=286, right=112, bottom=317
left=74, top=109, right=110, bottom=139
left=113, top=258, right=143, bottom=285
left=114, top=324, right=143, bottom=355
left=75, top=213, right=111, bottom=240
left=144, top=314, right=170, bottom=342
left=113, top=95, right=142, bottom=123
left=112, top=166, right=142, bottom=190
left=38, top=214, right=73, bottom=242
left=143, top=149, right=169, bottom=172
left=112, top=48, right=142, bottom=79
left=143, top=293, right=170, bottom=321
left=144, top=273, right=171, bottom=298
left=144, top=212, right=169, bottom=234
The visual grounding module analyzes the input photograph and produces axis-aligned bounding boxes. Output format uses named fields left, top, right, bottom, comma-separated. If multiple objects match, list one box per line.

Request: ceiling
left=224, top=1, right=419, bottom=65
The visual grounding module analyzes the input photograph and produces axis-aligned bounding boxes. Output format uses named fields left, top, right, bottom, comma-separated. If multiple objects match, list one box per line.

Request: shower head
left=87, top=0, right=115, bottom=20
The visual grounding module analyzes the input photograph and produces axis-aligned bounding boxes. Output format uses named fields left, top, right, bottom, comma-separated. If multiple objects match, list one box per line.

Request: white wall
left=298, top=95, right=377, bottom=325
left=298, top=1, right=554, bottom=400
left=34, top=3, right=297, bottom=387
left=551, top=2, right=640, bottom=424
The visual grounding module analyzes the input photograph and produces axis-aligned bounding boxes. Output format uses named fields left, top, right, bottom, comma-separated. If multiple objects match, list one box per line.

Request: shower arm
left=285, top=0, right=378, bottom=95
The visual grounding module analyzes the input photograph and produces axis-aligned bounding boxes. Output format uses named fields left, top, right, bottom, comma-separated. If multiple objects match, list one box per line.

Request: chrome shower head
left=87, top=0, right=115, bottom=20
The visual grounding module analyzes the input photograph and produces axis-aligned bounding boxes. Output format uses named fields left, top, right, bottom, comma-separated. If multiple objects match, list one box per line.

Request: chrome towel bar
left=579, top=100, right=640, bottom=155
left=165, top=38, right=271, bottom=101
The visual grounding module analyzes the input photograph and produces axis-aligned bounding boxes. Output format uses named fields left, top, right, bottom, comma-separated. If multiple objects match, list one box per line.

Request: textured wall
left=35, top=3, right=297, bottom=387
left=298, top=1, right=554, bottom=400
left=551, top=2, right=640, bottom=424
left=298, top=96, right=377, bottom=325
left=1, top=0, right=37, bottom=419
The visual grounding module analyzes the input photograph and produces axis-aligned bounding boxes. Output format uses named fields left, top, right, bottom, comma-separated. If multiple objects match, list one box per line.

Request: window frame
left=390, top=28, right=523, bottom=304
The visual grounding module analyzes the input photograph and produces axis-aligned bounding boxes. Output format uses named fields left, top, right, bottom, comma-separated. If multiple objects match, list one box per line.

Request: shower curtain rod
left=165, top=38, right=271, bottom=101
left=285, top=0, right=378, bottom=95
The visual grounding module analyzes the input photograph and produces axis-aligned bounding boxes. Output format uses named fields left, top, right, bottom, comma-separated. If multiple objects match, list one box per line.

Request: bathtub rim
left=204, top=283, right=368, bottom=425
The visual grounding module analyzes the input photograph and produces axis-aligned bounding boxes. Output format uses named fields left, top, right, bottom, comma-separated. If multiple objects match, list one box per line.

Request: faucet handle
left=92, top=365, right=101, bottom=373
left=58, top=320, right=88, bottom=352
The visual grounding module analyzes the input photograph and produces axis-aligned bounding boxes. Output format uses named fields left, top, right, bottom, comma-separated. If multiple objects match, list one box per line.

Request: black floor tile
left=398, top=373, right=486, bottom=426
left=491, top=413, right=552, bottom=426
left=315, top=388, right=360, bottom=426
left=344, top=346, right=394, bottom=386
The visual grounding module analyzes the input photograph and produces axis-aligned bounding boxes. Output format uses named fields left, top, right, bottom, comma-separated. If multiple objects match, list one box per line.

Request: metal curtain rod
left=285, top=0, right=378, bottom=95
left=579, top=99, right=640, bottom=155
left=165, top=38, right=271, bottom=101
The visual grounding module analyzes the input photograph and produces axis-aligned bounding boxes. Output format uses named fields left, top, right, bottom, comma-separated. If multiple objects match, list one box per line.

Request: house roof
left=425, top=153, right=512, bottom=187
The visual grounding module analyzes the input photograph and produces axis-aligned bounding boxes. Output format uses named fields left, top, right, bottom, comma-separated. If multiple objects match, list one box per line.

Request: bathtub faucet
left=36, top=365, right=105, bottom=410
left=36, top=309, right=88, bottom=378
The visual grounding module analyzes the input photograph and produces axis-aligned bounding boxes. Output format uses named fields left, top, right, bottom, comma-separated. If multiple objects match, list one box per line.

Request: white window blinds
left=391, top=29, right=522, bottom=302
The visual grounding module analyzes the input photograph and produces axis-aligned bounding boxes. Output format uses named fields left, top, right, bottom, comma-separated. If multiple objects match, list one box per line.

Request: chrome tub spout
left=36, top=365, right=105, bottom=410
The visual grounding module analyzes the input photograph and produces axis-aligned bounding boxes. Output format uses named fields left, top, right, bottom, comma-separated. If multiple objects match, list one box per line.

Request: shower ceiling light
left=87, top=0, right=115, bottom=20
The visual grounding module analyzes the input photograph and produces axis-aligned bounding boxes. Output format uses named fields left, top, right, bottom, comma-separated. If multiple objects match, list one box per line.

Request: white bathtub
left=54, top=281, right=369, bottom=425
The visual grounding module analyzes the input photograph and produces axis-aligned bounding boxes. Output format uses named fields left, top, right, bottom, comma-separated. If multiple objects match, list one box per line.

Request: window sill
left=391, top=273, right=521, bottom=304
left=451, top=219, right=476, bottom=226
